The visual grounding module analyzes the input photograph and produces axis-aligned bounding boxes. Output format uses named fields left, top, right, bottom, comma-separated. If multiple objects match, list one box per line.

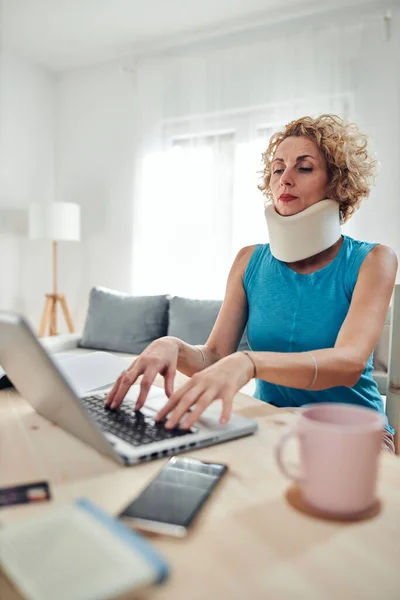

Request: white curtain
left=136, top=132, right=235, bottom=299
left=131, top=8, right=400, bottom=297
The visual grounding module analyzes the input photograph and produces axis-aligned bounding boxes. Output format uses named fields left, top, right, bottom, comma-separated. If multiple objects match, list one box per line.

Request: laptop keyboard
left=80, top=394, right=194, bottom=447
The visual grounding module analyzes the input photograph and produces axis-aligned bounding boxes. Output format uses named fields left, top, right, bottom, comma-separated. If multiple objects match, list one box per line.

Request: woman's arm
left=175, top=245, right=257, bottom=377
left=155, top=244, right=397, bottom=430
left=249, top=244, right=398, bottom=390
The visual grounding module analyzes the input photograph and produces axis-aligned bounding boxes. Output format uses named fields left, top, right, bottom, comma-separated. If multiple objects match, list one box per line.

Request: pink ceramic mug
left=275, top=403, right=385, bottom=516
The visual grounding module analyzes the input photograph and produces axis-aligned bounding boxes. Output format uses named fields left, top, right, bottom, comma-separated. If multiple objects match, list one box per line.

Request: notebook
left=0, top=498, right=169, bottom=600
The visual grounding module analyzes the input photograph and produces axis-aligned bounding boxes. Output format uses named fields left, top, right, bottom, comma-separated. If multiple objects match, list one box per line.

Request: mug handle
left=274, top=429, right=304, bottom=482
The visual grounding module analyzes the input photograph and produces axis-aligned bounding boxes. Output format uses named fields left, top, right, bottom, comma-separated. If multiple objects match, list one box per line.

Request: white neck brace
left=265, top=199, right=342, bottom=263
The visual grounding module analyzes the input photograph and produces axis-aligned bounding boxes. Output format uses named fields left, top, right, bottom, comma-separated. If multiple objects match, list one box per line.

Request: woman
left=106, top=115, right=398, bottom=452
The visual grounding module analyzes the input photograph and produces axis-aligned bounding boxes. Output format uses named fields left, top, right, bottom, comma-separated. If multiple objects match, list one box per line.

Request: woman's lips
left=279, top=194, right=297, bottom=202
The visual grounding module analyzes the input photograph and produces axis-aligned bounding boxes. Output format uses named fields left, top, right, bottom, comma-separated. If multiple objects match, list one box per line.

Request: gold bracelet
left=195, top=346, right=206, bottom=371
left=241, top=351, right=257, bottom=379
left=305, top=351, right=318, bottom=388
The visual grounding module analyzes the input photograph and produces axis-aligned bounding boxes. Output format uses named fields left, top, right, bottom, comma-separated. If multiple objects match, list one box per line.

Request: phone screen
left=118, top=456, right=227, bottom=534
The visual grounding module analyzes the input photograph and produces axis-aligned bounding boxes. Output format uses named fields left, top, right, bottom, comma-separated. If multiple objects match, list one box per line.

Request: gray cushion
left=79, top=287, right=169, bottom=354
left=167, top=296, right=249, bottom=352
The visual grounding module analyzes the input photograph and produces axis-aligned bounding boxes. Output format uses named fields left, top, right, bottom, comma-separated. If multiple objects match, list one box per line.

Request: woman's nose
left=280, top=170, right=294, bottom=187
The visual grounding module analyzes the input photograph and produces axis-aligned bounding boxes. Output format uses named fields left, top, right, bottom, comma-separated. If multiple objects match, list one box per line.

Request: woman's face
left=269, top=135, right=330, bottom=216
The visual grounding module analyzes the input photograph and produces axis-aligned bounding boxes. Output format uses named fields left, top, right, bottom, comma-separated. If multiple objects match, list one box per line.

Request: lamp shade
left=29, top=202, right=80, bottom=241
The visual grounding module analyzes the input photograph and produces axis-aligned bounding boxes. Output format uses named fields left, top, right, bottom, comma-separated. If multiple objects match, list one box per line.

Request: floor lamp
left=29, top=202, right=81, bottom=337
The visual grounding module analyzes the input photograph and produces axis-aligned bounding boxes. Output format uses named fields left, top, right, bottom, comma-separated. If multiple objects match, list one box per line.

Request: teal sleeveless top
left=243, top=235, right=393, bottom=433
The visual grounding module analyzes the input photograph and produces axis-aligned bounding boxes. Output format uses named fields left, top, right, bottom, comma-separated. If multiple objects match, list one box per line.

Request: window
left=134, top=94, right=353, bottom=298
left=165, top=132, right=236, bottom=298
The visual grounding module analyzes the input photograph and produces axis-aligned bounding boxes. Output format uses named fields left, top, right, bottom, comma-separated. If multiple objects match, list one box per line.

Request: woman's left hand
left=155, top=352, right=254, bottom=430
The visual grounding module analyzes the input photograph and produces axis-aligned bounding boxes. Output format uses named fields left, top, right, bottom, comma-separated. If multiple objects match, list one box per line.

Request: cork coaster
left=285, top=483, right=382, bottom=523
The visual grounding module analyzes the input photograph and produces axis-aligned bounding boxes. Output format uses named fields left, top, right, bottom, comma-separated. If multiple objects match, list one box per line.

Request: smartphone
left=118, top=456, right=228, bottom=537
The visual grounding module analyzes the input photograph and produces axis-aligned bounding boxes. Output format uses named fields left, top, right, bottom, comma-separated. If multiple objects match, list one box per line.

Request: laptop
left=0, top=312, right=257, bottom=466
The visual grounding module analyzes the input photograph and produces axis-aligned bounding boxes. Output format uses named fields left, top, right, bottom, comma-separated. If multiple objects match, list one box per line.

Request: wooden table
left=1, top=374, right=400, bottom=600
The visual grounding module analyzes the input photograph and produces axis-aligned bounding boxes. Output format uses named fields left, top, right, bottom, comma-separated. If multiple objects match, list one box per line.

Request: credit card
left=0, top=481, right=51, bottom=508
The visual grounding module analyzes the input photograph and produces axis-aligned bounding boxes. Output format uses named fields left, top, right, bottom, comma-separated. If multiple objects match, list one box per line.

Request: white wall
left=0, top=54, right=55, bottom=326
left=55, top=64, right=136, bottom=330
left=341, top=12, right=400, bottom=259
left=0, top=55, right=137, bottom=333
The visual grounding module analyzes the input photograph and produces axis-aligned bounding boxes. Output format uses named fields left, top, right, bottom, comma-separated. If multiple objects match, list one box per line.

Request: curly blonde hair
left=259, top=114, right=378, bottom=222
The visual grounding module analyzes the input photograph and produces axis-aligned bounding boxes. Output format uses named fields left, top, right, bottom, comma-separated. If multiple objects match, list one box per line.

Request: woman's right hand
left=104, top=337, right=180, bottom=411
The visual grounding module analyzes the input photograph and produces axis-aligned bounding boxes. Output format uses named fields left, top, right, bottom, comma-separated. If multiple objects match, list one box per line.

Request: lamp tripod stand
left=39, top=241, right=75, bottom=337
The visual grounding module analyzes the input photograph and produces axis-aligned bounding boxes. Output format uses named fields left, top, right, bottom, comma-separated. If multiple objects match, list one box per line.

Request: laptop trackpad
left=125, top=384, right=226, bottom=428
left=125, top=385, right=168, bottom=413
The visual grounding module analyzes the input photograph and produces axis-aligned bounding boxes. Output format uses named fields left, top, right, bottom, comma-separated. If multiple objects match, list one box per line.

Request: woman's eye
left=299, top=167, right=312, bottom=172
left=273, top=169, right=284, bottom=175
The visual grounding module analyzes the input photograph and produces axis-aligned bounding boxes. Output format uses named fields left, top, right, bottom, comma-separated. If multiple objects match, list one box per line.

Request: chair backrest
left=385, top=284, right=400, bottom=452
left=373, top=306, right=391, bottom=395
left=373, top=311, right=391, bottom=374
